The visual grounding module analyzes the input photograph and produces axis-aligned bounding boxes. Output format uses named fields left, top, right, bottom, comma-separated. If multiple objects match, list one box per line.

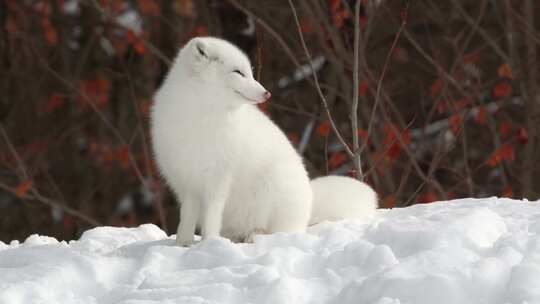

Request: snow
left=62, top=0, right=80, bottom=15
left=1, top=197, right=539, bottom=304
left=115, top=9, right=143, bottom=34
left=278, top=55, right=326, bottom=89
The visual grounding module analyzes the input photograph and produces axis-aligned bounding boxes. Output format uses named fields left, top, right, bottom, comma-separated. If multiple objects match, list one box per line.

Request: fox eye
left=233, top=69, right=245, bottom=77
left=196, top=45, right=207, bottom=58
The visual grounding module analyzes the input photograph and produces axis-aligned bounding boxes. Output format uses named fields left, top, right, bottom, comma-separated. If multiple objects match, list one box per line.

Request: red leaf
left=346, top=169, right=357, bottom=178
left=79, top=77, right=111, bottom=107
left=42, top=18, right=58, bottom=46
left=498, top=63, right=513, bottom=79
left=463, top=52, right=480, bottom=64
left=174, top=0, right=195, bottom=17
left=382, top=194, right=396, bottom=208
left=474, top=106, right=486, bottom=124
left=382, top=124, right=410, bottom=161
left=392, top=46, right=409, bottom=63
left=45, top=93, right=65, bottom=113
left=357, top=128, right=369, bottom=139
left=417, top=191, right=438, bottom=204
left=328, top=152, right=347, bottom=169
left=359, top=80, right=369, bottom=97
left=62, top=215, right=77, bottom=233
left=517, top=127, right=528, bottom=144
left=454, top=97, right=472, bottom=110
left=299, top=19, right=313, bottom=34
left=116, top=145, right=130, bottom=169
left=102, top=149, right=116, bottom=162
left=493, top=82, right=512, bottom=98
left=487, top=143, right=515, bottom=167
left=502, top=186, right=513, bottom=198
left=328, top=0, right=349, bottom=29
left=436, top=100, right=448, bottom=114
left=359, top=14, right=367, bottom=29
left=499, top=121, right=512, bottom=138
left=137, top=0, right=160, bottom=16
left=126, top=29, right=146, bottom=54
left=332, top=9, right=350, bottom=28
left=26, top=140, right=49, bottom=155
left=430, top=79, right=443, bottom=96
left=99, top=0, right=125, bottom=13
left=287, top=132, right=299, bottom=145
left=449, top=114, right=463, bottom=135
left=257, top=102, right=269, bottom=114
left=317, top=121, right=331, bottom=137
left=133, top=40, right=146, bottom=54
left=386, top=143, right=402, bottom=161
left=15, top=180, right=33, bottom=197
left=383, top=124, right=410, bottom=146
left=193, top=25, right=208, bottom=36
left=328, top=0, right=341, bottom=12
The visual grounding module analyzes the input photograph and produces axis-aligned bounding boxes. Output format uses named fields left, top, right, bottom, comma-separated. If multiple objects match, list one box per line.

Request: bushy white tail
left=310, top=175, right=378, bottom=226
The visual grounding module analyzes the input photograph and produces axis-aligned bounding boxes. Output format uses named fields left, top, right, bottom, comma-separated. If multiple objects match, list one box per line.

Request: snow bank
left=1, top=197, right=539, bottom=304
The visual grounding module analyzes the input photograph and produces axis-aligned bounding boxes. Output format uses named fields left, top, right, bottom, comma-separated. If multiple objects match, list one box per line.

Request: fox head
left=175, top=37, right=271, bottom=108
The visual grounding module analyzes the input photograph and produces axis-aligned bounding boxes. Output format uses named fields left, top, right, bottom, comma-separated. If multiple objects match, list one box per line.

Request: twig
left=0, top=124, right=29, bottom=180
left=351, top=0, right=363, bottom=180
left=255, top=25, right=263, bottom=82
left=454, top=1, right=510, bottom=62
left=287, top=0, right=355, bottom=159
left=34, top=49, right=148, bottom=194
left=522, top=0, right=539, bottom=198
left=88, top=0, right=172, bottom=66
left=298, top=115, right=316, bottom=155
left=0, top=181, right=101, bottom=226
left=402, top=29, right=467, bottom=94
left=123, top=65, right=167, bottom=232
left=227, top=0, right=305, bottom=79
left=0, top=124, right=101, bottom=226
left=360, top=1, right=409, bottom=156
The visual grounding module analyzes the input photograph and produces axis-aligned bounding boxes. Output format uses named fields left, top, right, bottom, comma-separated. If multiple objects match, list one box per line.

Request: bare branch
left=287, top=0, right=354, bottom=159
left=351, top=0, right=363, bottom=180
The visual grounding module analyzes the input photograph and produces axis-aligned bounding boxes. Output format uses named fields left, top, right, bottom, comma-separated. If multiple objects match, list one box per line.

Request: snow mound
left=1, top=197, right=539, bottom=304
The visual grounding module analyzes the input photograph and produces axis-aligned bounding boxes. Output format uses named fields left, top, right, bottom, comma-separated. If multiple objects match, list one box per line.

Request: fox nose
left=263, top=91, right=271, bottom=101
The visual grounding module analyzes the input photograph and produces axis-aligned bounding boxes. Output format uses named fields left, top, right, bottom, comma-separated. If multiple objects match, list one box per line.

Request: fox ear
left=192, top=38, right=209, bottom=61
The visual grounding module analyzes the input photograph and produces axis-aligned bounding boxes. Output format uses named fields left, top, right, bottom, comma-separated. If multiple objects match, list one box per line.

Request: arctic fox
left=309, top=175, right=378, bottom=226
left=150, top=37, right=312, bottom=245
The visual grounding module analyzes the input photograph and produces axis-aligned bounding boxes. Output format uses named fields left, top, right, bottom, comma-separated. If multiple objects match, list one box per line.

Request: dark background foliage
left=1, top=0, right=539, bottom=242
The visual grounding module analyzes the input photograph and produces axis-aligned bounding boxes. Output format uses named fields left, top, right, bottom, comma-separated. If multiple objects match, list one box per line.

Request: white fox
left=309, top=175, right=378, bottom=226
left=150, top=37, right=312, bottom=245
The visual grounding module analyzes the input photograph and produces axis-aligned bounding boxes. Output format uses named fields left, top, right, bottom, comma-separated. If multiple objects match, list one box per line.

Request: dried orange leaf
left=449, top=114, right=463, bottom=135
left=45, top=93, right=65, bottom=113
left=430, top=79, right=443, bottom=97
left=498, top=63, right=513, bottom=79
left=493, top=82, right=512, bottom=98
left=15, top=180, right=33, bottom=197
left=502, top=186, right=513, bottom=198
left=474, top=106, right=486, bottom=124
left=487, top=143, right=515, bottom=167
left=317, top=121, right=330, bottom=137
left=517, top=127, right=528, bottom=144
left=359, top=80, right=369, bottom=97
left=328, top=152, right=347, bottom=169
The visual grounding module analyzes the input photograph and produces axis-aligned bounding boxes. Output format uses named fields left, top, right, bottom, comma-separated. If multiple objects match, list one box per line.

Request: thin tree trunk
left=522, top=0, right=539, bottom=199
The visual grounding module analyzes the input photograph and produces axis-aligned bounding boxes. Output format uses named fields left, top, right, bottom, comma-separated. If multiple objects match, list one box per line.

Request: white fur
left=150, top=37, right=312, bottom=245
left=309, top=175, right=378, bottom=225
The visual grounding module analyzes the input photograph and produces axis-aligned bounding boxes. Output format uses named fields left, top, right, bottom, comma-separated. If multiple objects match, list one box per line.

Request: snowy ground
left=1, top=197, right=539, bottom=304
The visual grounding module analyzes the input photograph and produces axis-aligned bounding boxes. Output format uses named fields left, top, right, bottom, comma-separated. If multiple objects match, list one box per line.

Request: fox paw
left=244, top=228, right=268, bottom=243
